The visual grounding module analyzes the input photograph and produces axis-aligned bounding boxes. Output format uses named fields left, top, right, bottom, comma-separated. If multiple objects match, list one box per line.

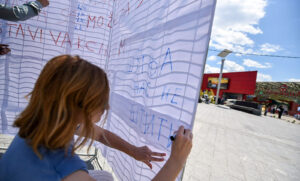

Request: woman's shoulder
left=46, top=144, right=89, bottom=179
left=2, top=134, right=31, bottom=156
left=0, top=135, right=88, bottom=180
left=0, top=135, right=56, bottom=180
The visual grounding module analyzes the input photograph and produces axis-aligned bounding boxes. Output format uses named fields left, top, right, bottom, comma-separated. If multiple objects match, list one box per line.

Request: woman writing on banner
left=0, top=55, right=193, bottom=181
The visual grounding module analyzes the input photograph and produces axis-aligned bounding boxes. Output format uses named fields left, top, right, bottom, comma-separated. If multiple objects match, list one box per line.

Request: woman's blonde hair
left=13, top=55, right=110, bottom=158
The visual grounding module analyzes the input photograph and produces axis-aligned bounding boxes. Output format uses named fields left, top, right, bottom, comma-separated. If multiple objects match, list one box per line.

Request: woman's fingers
left=189, top=132, right=193, bottom=139
left=184, top=129, right=193, bottom=139
left=148, top=152, right=166, bottom=162
left=184, top=129, right=191, bottom=135
left=151, top=152, right=166, bottom=157
left=150, top=156, right=164, bottom=162
left=177, top=126, right=185, bottom=137
left=143, top=160, right=152, bottom=169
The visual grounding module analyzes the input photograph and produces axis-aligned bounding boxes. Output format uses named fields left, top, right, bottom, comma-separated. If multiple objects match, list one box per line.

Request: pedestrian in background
left=0, top=0, right=49, bottom=55
left=278, top=105, right=284, bottom=119
left=0, top=0, right=49, bottom=21
left=264, top=105, right=268, bottom=116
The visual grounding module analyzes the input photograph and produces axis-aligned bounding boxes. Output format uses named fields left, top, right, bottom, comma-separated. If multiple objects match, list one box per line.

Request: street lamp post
left=215, top=49, right=232, bottom=105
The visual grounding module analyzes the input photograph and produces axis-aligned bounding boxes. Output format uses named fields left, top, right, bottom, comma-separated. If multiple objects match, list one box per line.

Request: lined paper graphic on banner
left=0, top=0, right=113, bottom=134
left=106, top=0, right=216, bottom=180
left=0, top=0, right=216, bottom=180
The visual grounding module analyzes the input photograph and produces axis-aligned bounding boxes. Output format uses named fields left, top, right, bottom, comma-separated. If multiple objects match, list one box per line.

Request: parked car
left=229, top=101, right=262, bottom=116
left=224, top=99, right=237, bottom=106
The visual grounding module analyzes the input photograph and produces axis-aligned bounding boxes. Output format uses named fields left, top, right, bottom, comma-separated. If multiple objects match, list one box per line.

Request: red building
left=201, top=71, right=257, bottom=100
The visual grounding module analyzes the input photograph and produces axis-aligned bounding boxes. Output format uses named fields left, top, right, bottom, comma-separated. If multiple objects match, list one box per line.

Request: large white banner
left=0, top=0, right=216, bottom=180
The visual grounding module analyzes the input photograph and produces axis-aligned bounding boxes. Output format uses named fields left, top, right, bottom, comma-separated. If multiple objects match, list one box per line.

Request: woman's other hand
left=133, top=146, right=166, bottom=169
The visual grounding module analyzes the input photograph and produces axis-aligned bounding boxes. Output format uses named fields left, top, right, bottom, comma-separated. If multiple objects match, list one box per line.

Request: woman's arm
left=152, top=126, right=193, bottom=181
left=62, top=170, right=95, bottom=181
left=93, top=125, right=136, bottom=157
left=93, top=125, right=166, bottom=169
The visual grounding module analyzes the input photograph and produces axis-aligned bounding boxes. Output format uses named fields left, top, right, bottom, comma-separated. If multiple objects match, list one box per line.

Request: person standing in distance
left=0, top=0, right=49, bottom=21
left=0, top=0, right=49, bottom=55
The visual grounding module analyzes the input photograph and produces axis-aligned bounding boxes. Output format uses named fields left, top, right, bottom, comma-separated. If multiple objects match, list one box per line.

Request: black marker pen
left=170, top=135, right=176, bottom=141
left=170, top=129, right=186, bottom=141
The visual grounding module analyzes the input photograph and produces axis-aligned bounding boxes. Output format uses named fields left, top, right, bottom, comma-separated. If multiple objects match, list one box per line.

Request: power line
left=209, top=49, right=300, bottom=59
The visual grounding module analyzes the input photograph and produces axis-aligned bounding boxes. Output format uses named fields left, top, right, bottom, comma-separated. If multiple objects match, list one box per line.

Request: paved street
left=183, top=103, right=300, bottom=181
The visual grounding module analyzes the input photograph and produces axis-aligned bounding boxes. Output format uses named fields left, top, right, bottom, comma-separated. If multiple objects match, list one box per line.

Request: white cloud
left=207, top=55, right=217, bottom=61
left=210, top=0, right=267, bottom=53
left=288, top=78, right=300, bottom=82
left=260, top=43, right=281, bottom=53
left=206, top=60, right=245, bottom=73
left=204, top=64, right=220, bottom=73
left=243, top=59, right=271, bottom=68
left=222, top=60, right=245, bottom=72
left=257, top=73, right=272, bottom=82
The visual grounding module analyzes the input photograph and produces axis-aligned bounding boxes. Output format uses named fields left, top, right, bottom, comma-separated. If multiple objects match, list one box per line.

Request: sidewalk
left=264, top=112, right=300, bottom=125
left=183, top=103, right=300, bottom=181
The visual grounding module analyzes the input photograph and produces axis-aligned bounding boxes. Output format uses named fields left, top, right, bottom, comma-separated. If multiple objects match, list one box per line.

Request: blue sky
left=205, top=0, right=300, bottom=82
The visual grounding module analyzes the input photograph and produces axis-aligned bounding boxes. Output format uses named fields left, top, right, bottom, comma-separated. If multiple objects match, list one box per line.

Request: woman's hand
left=37, top=0, right=49, bottom=7
left=132, top=146, right=166, bottom=169
left=169, top=126, right=193, bottom=166
left=152, top=126, right=193, bottom=181
left=0, top=44, right=11, bottom=55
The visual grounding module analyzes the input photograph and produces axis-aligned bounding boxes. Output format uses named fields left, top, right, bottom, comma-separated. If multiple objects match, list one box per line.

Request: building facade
left=201, top=71, right=257, bottom=100
left=255, top=82, right=300, bottom=115
left=201, top=71, right=300, bottom=116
